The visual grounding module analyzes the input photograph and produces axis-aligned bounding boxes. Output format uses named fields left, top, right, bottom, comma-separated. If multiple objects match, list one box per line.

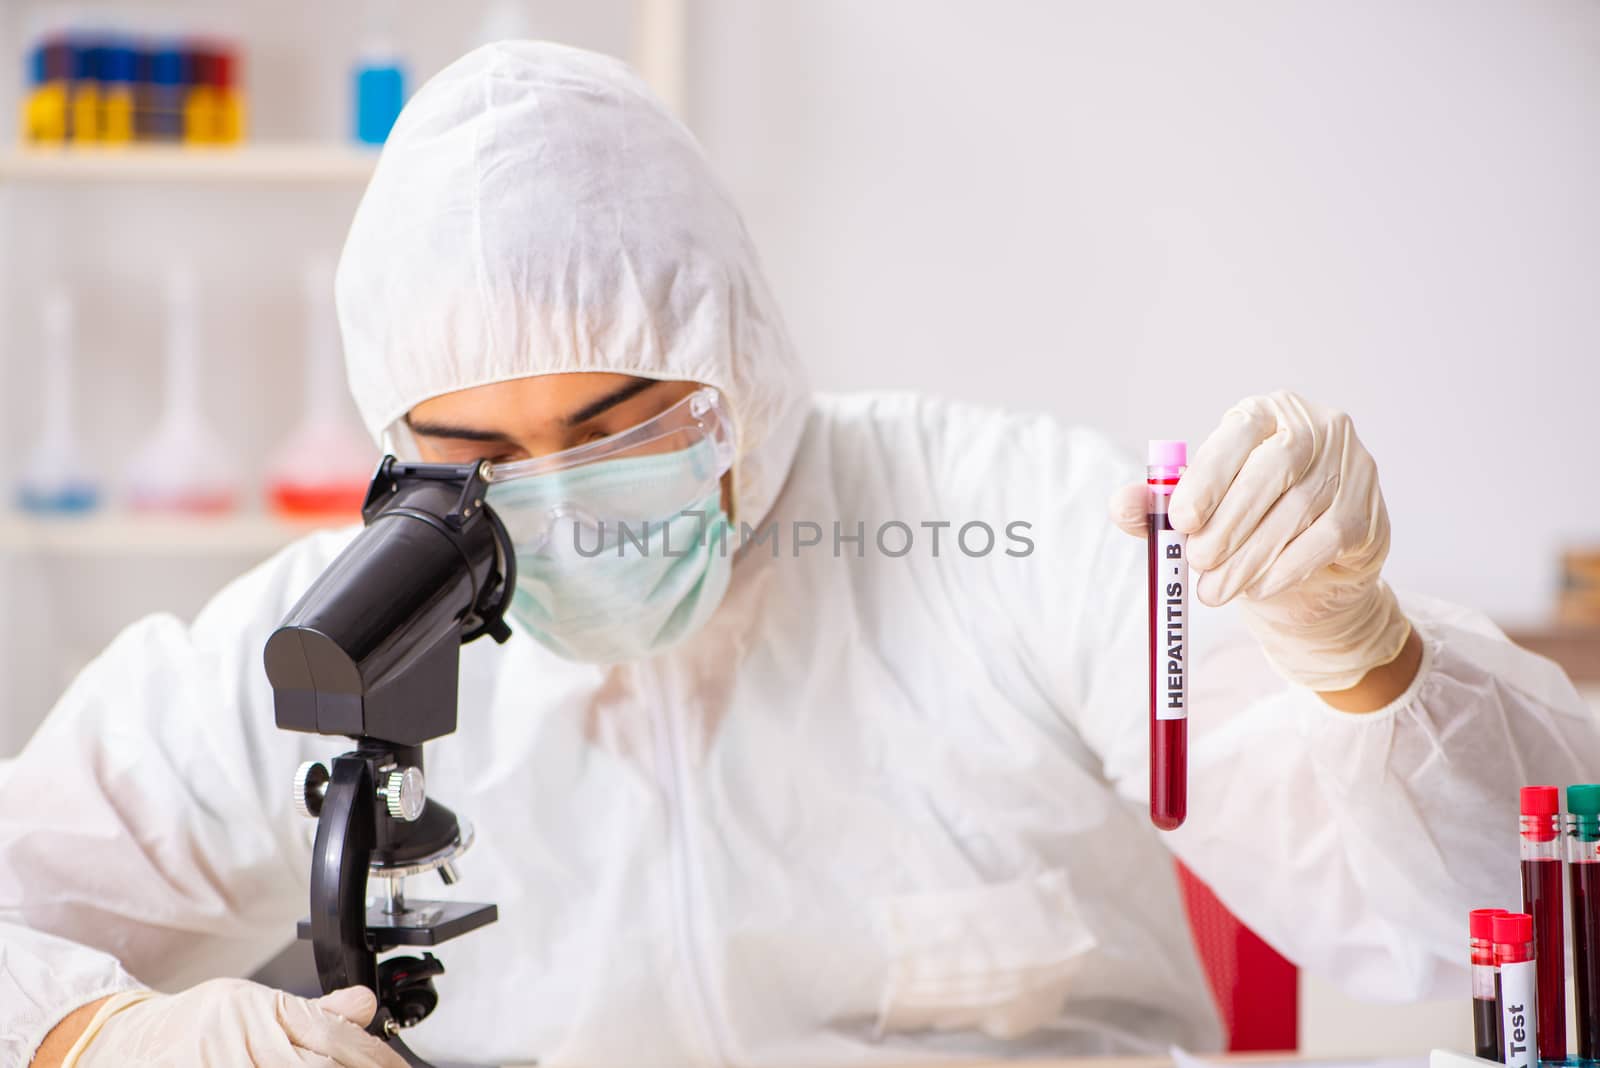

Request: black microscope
left=264, top=457, right=516, bottom=1067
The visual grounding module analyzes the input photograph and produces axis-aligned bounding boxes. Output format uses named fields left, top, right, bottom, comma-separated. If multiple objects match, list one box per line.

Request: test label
left=1155, top=530, right=1187, bottom=722
left=1500, top=958, right=1537, bottom=1068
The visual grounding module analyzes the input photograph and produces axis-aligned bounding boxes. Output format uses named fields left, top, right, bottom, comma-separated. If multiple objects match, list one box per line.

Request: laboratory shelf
left=1505, top=625, right=1600, bottom=685
left=0, top=144, right=378, bottom=185
left=0, top=512, right=346, bottom=557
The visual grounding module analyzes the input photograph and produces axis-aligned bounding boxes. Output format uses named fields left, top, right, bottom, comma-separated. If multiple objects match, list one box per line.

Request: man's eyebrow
left=403, top=418, right=515, bottom=444
left=403, top=379, right=663, bottom=442
left=563, top=378, right=660, bottom=427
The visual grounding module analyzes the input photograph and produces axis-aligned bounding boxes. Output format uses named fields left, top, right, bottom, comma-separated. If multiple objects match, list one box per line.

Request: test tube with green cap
left=1569, top=783, right=1600, bottom=1064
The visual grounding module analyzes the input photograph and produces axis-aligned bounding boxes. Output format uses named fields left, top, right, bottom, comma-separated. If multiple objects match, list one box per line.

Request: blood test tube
left=1472, top=908, right=1509, bottom=1061
left=1494, top=912, right=1538, bottom=1068
left=1147, top=439, right=1188, bottom=831
left=1570, top=784, right=1600, bottom=1064
left=1520, top=785, right=1567, bottom=1064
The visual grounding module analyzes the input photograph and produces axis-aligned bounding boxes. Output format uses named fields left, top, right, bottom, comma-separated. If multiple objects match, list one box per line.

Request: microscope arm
left=309, top=755, right=379, bottom=998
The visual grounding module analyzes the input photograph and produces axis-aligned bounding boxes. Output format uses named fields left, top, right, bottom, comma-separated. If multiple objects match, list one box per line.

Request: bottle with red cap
left=181, top=40, right=245, bottom=145
left=213, top=44, right=245, bottom=143
left=1521, top=785, right=1567, bottom=1064
left=1470, top=907, right=1509, bottom=1060
left=1494, top=911, right=1538, bottom=1068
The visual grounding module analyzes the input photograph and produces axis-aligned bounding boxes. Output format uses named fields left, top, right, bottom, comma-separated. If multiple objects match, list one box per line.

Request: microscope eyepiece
left=264, top=457, right=516, bottom=746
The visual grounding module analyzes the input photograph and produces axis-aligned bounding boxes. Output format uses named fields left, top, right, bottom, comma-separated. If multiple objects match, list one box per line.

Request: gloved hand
left=64, top=979, right=410, bottom=1068
left=1108, top=391, right=1411, bottom=691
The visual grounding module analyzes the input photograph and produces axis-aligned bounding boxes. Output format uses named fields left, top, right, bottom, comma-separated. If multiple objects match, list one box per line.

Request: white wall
left=688, top=0, right=1600, bottom=627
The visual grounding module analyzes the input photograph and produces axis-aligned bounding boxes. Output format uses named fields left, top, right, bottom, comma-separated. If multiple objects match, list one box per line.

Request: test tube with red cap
left=1471, top=908, right=1509, bottom=1060
left=1520, top=785, right=1567, bottom=1064
left=1147, top=440, right=1188, bottom=831
left=1494, top=912, right=1538, bottom=1068
left=1569, top=784, right=1600, bottom=1063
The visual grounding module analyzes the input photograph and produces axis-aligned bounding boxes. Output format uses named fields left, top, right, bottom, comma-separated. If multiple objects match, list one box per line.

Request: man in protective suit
left=8, top=42, right=1597, bottom=1068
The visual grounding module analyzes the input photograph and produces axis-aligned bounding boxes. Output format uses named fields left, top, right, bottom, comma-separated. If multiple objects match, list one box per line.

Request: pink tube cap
left=1148, top=439, right=1187, bottom=467
left=1491, top=912, right=1533, bottom=945
left=1470, top=908, right=1509, bottom=940
left=1521, top=785, right=1559, bottom=816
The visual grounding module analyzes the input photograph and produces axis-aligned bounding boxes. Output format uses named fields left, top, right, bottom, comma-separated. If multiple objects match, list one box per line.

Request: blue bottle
left=354, top=50, right=405, bottom=145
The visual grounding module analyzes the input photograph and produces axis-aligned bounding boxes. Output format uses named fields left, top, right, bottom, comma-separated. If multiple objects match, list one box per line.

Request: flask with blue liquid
left=17, top=291, right=101, bottom=515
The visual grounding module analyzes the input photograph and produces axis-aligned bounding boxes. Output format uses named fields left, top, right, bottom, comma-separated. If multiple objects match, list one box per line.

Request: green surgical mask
left=486, top=444, right=734, bottom=663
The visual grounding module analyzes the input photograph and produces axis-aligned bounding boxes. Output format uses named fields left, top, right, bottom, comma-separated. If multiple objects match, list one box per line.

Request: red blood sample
left=1147, top=502, right=1187, bottom=831
left=1520, top=785, right=1567, bottom=1064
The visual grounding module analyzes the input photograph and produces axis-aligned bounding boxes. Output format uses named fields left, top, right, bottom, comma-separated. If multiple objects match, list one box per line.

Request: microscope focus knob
left=293, top=761, right=329, bottom=820
left=380, top=766, right=427, bottom=822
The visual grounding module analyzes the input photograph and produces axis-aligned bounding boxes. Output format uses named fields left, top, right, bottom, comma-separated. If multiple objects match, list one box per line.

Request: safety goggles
left=482, top=386, right=735, bottom=553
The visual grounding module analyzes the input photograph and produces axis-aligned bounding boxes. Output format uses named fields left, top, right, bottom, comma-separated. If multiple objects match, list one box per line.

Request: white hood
left=335, top=41, right=810, bottom=526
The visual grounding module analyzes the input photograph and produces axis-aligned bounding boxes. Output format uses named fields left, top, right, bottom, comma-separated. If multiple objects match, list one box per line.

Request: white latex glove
left=1109, top=391, right=1411, bottom=691
left=63, top=979, right=410, bottom=1068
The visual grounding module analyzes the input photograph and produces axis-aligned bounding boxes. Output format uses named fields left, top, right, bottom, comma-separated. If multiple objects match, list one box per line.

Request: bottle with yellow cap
left=182, top=45, right=220, bottom=144
left=21, top=37, right=71, bottom=144
left=214, top=45, right=247, bottom=143
left=67, top=38, right=103, bottom=142
left=99, top=40, right=138, bottom=143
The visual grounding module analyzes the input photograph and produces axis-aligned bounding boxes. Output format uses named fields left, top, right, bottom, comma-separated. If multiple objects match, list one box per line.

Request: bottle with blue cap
left=100, top=37, right=138, bottom=143
left=68, top=34, right=105, bottom=143
left=145, top=43, right=190, bottom=142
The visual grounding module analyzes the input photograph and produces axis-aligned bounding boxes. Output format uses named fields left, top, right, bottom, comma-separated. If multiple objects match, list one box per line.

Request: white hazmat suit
left=3, top=41, right=1599, bottom=1068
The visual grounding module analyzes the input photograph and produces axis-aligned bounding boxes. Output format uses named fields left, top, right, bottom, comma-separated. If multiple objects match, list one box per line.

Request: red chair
left=1176, top=861, right=1299, bottom=1051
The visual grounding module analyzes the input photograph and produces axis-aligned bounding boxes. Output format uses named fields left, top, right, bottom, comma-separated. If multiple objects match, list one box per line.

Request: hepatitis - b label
left=1155, top=529, right=1188, bottom=722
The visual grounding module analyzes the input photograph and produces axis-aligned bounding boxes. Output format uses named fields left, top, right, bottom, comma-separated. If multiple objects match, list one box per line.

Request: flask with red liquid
left=264, top=259, right=373, bottom=521
left=124, top=267, right=239, bottom=514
